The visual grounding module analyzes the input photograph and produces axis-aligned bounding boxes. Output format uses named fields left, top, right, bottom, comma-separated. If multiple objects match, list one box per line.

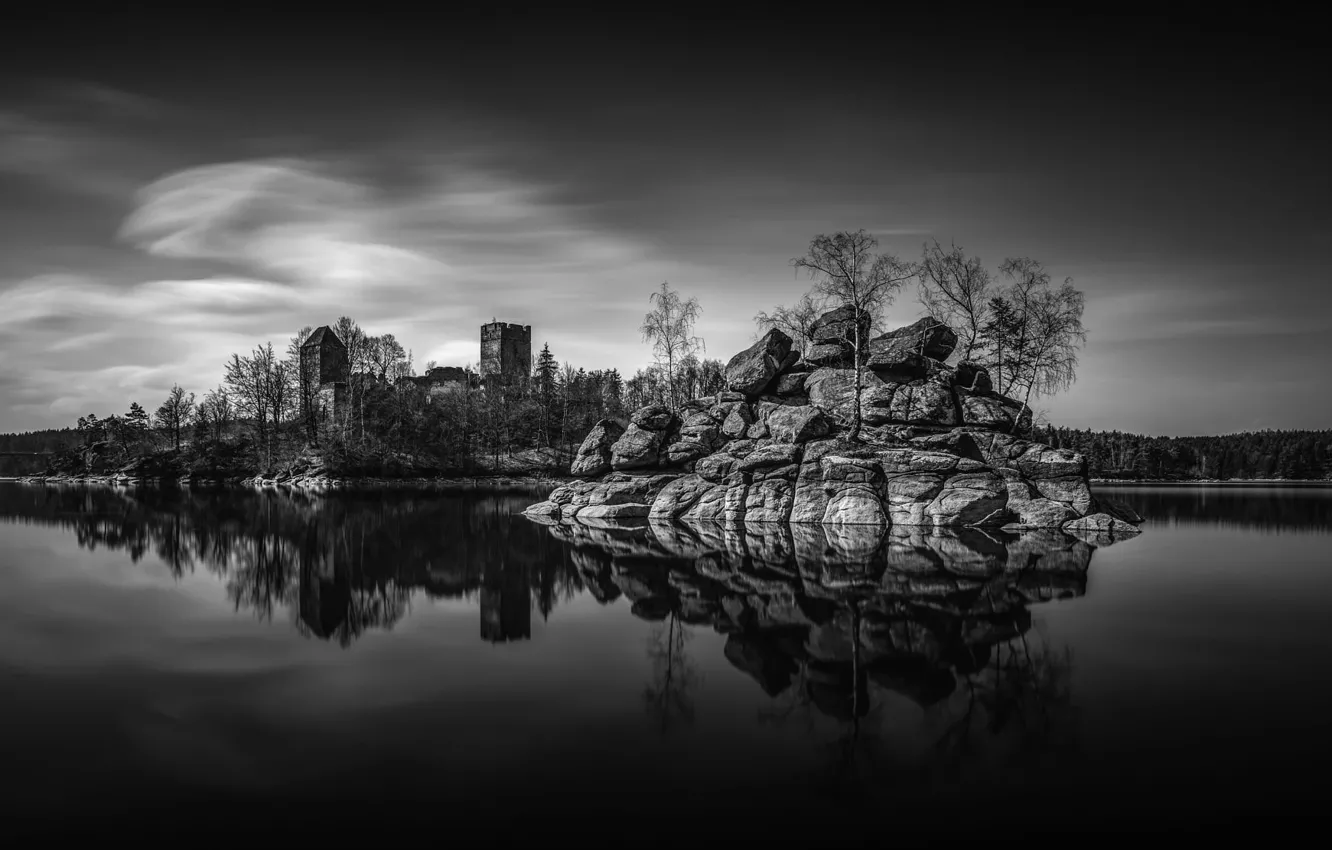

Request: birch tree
left=916, top=240, right=993, bottom=363
left=792, top=230, right=914, bottom=441
left=640, top=282, right=704, bottom=411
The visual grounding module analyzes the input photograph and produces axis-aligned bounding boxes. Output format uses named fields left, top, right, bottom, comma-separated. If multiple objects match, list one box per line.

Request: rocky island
left=526, top=309, right=1143, bottom=539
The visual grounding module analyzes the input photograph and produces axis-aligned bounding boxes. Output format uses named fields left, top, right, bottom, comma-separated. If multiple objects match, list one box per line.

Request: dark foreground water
left=1, top=482, right=1330, bottom=841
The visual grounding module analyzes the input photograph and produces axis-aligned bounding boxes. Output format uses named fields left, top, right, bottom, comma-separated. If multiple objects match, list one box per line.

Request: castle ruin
left=299, top=320, right=532, bottom=428
left=299, top=326, right=348, bottom=427
left=480, top=322, right=532, bottom=387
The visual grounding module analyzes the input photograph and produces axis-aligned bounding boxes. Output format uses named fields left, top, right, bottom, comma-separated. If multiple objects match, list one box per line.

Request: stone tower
left=299, top=326, right=348, bottom=427
left=479, top=321, right=532, bottom=386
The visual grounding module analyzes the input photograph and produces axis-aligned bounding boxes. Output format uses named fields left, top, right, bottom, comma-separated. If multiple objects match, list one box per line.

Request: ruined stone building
left=480, top=321, right=532, bottom=387
left=299, top=326, right=348, bottom=425
left=300, top=320, right=532, bottom=425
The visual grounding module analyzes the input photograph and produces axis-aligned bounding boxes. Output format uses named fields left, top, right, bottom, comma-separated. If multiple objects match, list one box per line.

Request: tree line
left=11, top=304, right=728, bottom=478
left=1039, top=427, right=1332, bottom=481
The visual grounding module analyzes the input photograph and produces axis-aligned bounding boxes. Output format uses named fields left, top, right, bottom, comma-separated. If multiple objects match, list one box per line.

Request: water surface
left=1, top=482, right=1329, bottom=840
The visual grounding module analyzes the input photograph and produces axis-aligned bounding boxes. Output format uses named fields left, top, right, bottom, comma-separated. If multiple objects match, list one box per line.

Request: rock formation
left=527, top=310, right=1144, bottom=538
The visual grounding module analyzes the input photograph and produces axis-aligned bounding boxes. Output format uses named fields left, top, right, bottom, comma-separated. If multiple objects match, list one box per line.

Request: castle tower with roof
left=299, top=326, right=348, bottom=428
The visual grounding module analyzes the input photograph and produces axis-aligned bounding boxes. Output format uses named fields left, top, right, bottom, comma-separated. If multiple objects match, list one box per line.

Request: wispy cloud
left=0, top=155, right=703, bottom=428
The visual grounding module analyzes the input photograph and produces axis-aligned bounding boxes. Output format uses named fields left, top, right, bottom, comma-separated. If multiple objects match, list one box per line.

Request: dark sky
left=1, top=8, right=1327, bottom=435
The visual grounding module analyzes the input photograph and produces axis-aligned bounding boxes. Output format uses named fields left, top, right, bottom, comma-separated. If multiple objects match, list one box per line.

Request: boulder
left=804, top=341, right=854, bottom=368
left=571, top=419, right=625, bottom=477
left=736, top=442, right=803, bottom=472
left=1000, top=471, right=1078, bottom=528
left=909, top=430, right=986, bottom=462
left=630, top=404, right=675, bottom=430
left=776, top=372, right=808, bottom=396
left=784, top=358, right=814, bottom=374
left=809, top=305, right=871, bottom=346
left=765, top=404, right=830, bottom=444
left=610, top=423, right=665, bottom=471
left=649, top=474, right=716, bottom=520
left=725, top=328, right=794, bottom=396
left=883, top=472, right=946, bottom=526
left=745, top=418, right=770, bottom=440
left=870, top=316, right=958, bottom=362
left=665, top=440, right=710, bottom=466
left=804, top=367, right=885, bottom=427
left=954, top=362, right=993, bottom=392
left=1013, top=445, right=1087, bottom=480
left=927, top=471, right=1009, bottom=527
left=523, top=500, right=562, bottom=518
left=1063, top=512, right=1143, bottom=545
left=577, top=503, right=651, bottom=522
left=678, top=415, right=722, bottom=451
left=721, top=404, right=754, bottom=439
left=865, top=345, right=931, bottom=379
left=743, top=477, right=796, bottom=523
left=958, top=391, right=1032, bottom=434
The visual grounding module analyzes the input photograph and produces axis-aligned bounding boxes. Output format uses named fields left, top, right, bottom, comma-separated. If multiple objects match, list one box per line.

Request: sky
left=0, top=9, right=1327, bottom=436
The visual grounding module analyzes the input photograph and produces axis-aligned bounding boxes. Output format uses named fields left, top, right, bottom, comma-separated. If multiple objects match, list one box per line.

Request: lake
left=1, top=481, right=1329, bottom=841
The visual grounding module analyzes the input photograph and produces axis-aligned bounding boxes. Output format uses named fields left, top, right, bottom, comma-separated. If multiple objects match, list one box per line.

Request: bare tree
left=196, top=385, right=233, bottom=444
left=367, top=333, right=409, bottom=382
left=1004, top=260, right=1086, bottom=428
left=225, top=345, right=277, bottom=467
left=286, top=326, right=318, bottom=442
left=640, top=281, right=704, bottom=410
left=266, top=356, right=294, bottom=443
left=754, top=291, right=828, bottom=357
left=916, top=240, right=993, bottom=362
left=981, top=258, right=1087, bottom=431
left=792, top=230, right=914, bottom=441
left=333, top=316, right=368, bottom=441
left=154, top=384, right=195, bottom=451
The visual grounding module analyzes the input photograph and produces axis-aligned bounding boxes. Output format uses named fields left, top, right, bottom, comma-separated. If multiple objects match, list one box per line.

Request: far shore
left=1091, top=478, right=1332, bottom=486
left=9, top=474, right=1328, bottom=493
left=8, top=472, right=569, bottom=495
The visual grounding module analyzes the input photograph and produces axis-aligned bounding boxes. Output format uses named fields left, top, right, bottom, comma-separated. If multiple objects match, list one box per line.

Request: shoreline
left=8, top=472, right=569, bottom=495
left=1091, top=478, right=1332, bottom=486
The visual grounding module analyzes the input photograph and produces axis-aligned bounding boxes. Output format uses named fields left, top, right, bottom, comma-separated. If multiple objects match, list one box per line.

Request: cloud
left=0, top=155, right=705, bottom=429
left=0, top=98, right=161, bottom=200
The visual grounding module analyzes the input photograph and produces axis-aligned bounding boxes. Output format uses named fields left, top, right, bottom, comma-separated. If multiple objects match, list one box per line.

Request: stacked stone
left=531, top=310, right=1144, bottom=537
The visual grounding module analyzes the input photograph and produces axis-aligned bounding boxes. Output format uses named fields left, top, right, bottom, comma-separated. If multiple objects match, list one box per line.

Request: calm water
left=1, top=482, right=1330, bottom=840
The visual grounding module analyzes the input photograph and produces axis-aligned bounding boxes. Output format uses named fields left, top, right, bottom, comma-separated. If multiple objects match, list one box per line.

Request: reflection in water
left=5, top=482, right=1331, bottom=837
left=535, top=514, right=1108, bottom=793
left=0, top=483, right=1126, bottom=814
left=1102, top=483, right=1332, bottom=532
left=0, top=485, right=567, bottom=648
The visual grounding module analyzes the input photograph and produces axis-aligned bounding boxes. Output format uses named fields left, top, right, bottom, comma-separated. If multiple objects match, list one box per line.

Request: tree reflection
left=643, top=611, right=698, bottom=732
left=0, top=485, right=580, bottom=647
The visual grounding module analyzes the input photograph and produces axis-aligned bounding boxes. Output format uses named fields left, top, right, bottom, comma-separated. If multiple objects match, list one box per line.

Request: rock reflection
left=542, top=515, right=1111, bottom=790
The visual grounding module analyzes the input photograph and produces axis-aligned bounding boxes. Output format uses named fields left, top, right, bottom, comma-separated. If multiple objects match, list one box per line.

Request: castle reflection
left=0, top=485, right=559, bottom=647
